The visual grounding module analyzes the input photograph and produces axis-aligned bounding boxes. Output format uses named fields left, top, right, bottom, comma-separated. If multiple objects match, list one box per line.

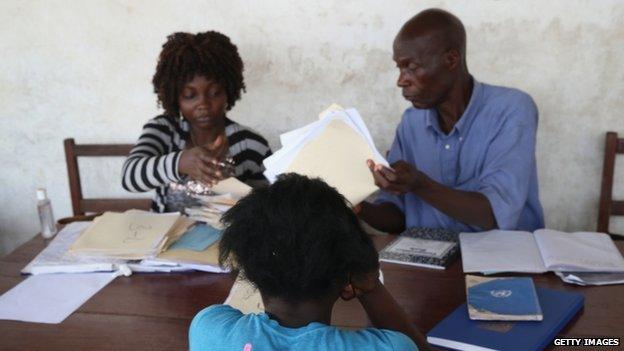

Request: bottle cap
left=37, top=188, right=47, bottom=201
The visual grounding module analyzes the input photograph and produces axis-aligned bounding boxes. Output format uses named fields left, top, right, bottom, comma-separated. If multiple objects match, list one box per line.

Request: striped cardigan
left=122, top=115, right=271, bottom=212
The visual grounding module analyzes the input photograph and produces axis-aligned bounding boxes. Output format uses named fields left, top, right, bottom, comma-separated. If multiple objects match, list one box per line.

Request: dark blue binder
left=427, top=287, right=584, bottom=351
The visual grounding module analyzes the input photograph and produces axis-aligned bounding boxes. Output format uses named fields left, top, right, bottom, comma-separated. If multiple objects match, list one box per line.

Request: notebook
left=379, top=227, right=459, bottom=269
left=427, top=287, right=584, bottom=351
left=466, top=275, right=542, bottom=321
left=460, top=229, right=624, bottom=274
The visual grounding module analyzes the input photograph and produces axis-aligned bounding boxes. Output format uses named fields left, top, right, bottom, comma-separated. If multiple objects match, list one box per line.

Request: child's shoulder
left=191, top=304, right=243, bottom=328
left=189, top=305, right=246, bottom=350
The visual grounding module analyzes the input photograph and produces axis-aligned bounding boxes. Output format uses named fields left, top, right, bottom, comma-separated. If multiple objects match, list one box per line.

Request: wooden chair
left=597, top=132, right=624, bottom=235
left=64, top=138, right=152, bottom=216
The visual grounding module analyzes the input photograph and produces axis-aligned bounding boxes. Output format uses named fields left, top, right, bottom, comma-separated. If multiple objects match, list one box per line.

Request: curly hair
left=152, top=31, right=245, bottom=116
left=219, top=173, right=379, bottom=302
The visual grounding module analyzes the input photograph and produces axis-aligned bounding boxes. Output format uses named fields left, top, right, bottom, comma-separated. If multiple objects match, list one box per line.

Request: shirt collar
left=425, top=77, right=483, bottom=136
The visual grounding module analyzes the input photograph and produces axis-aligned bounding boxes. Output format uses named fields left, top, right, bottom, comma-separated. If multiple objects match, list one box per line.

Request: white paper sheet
left=0, top=272, right=117, bottom=324
left=534, top=229, right=624, bottom=272
left=460, top=231, right=547, bottom=273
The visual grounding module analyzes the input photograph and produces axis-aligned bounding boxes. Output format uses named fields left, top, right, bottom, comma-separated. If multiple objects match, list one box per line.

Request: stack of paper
left=22, top=221, right=125, bottom=275
left=262, top=104, right=388, bottom=205
left=68, top=211, right=184, bottom=260
left=186, top=177, right=252, bottom=228
left=22, top=215, right=227, bottom=275
left=139, top=221, right=229, bottom=273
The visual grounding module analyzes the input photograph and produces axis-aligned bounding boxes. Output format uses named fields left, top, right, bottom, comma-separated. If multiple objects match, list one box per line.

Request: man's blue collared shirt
left=377, top=79, right=545, bottom=232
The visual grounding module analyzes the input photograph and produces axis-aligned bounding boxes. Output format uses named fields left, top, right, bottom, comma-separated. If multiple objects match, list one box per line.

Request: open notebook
left=460, top=229, right=624, bottom=274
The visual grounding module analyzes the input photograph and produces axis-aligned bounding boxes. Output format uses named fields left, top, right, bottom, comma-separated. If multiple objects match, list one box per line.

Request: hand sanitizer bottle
left=37, top=188, right=57, bottom=239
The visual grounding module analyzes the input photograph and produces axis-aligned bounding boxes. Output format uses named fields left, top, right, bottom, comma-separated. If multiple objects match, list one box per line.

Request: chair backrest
left=597, top=132, right=624, bottom=235
left=64, top=138, right=152, bottom=216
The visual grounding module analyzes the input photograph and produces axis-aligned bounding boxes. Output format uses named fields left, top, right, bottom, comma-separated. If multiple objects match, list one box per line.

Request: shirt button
left=459, top=137, right=463, bottom=141
left=445, top=144, right=450, bottom=150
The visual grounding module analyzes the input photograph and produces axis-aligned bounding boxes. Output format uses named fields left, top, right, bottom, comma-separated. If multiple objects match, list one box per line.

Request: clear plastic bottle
left=37, top=188, right=57, bottom=239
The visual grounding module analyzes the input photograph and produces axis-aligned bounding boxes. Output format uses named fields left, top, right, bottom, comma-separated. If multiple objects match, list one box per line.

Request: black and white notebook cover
left=379, top=227, right=459, bottom=269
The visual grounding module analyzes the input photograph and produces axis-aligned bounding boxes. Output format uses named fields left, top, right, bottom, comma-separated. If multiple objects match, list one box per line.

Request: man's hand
left=179, top=135, right=229, bottom=185
left=367, top=159, right=422, bottom=195
left=340, top=270, right=380, bottom=301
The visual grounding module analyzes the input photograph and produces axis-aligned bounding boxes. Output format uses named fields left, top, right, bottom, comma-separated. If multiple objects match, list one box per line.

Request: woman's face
left=178, top=75, right=228, bottom=129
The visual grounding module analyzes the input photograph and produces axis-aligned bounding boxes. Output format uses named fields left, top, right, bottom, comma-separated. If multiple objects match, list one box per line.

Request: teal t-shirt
left=189, top=304, right=417, bottom=351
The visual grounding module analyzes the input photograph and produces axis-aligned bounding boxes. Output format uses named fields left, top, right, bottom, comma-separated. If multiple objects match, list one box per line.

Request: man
left=358, top=8, right=544, bottom=234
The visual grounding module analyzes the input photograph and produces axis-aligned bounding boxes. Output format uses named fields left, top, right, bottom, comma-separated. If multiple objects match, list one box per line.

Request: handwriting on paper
left=123, top=223, right=153, bottom=244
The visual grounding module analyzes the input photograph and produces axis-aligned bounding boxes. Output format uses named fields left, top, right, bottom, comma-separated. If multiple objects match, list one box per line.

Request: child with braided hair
left=190, top=174, right=430, bottom=351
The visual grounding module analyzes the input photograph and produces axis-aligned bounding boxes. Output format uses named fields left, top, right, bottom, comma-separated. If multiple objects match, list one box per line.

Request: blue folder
left=169, top=224, right=222, bottom=251
left=427, top=287, right=584, bottom=351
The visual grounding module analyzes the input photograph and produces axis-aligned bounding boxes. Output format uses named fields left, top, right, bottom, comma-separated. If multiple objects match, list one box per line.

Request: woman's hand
left=178, top=135, right=229, bottom=185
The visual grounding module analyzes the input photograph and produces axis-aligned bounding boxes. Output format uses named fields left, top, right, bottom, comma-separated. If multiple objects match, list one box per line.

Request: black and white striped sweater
left=122, top=115, right=271, bottom=212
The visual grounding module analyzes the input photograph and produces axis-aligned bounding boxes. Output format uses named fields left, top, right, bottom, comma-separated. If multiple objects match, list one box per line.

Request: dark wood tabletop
left=1, top=234, right=623, bottom=350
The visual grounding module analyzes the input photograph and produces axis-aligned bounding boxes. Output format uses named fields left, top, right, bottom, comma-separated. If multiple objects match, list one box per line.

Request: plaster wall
left=1, top=0, right=623, bottom=255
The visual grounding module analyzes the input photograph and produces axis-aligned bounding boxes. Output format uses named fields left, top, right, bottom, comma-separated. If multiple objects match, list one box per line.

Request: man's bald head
left=396, top=8, right=466, bottom=61
left=392, top=9, right=470, bottom=110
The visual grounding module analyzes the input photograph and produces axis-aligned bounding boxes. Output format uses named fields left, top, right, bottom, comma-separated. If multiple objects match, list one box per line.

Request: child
left=122, top=31, right=272, bottom=213
left=190, top=174, right=429, bottom=350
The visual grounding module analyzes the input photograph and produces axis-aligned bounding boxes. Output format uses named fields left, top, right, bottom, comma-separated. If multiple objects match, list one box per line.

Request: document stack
left=24, top=210, right=229, bottom=275
left=67, top=211, right=185, bottom=260
left=262, top=104, right=388, bottom=205
left=185, top=177, right=252, bottom=228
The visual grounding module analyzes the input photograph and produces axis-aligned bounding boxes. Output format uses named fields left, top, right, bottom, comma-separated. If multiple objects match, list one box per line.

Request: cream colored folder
left=69, top=211, right=180, bottom=259
left=212, top=177, right=252, bottom=198
left=286, top=119, right=378, bottom=205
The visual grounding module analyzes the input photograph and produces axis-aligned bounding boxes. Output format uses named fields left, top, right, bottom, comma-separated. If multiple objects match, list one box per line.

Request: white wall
left=1, top=0, right=623, bottom=256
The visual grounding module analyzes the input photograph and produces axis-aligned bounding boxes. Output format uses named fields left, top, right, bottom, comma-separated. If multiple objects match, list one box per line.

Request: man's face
left=393, top=34, right=453, bottom=109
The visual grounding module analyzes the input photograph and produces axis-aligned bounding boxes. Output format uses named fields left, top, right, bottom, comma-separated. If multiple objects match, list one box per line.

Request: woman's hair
left=219, top=173, right=379, bottom=302
left=152, top=31, right=245, bottom=116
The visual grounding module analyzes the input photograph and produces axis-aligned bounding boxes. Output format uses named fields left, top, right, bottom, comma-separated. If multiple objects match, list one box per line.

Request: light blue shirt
left=377, top=79, right=544, bottom=232
left=189, top=304, right=417, bottom=351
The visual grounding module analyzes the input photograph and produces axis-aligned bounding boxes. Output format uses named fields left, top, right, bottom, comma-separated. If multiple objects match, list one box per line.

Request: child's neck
left=263, top=295, right=335, bottom=328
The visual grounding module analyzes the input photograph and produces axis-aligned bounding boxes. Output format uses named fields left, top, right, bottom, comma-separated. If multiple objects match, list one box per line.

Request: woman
left=122, top=31, right=271, bottom=212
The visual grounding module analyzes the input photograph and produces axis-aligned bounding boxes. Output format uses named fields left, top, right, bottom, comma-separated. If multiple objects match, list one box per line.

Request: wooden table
left=1, top=235, right=623, bottom=350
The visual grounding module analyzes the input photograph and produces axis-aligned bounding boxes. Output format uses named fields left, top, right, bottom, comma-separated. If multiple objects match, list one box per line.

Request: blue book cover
left=466, top=275, right=543, bottom=321
left=427, top=287, right=584, bottom=351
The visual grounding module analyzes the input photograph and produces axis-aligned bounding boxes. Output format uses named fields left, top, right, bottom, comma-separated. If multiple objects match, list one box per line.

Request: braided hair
left=152, top=31, right=245, bottom=116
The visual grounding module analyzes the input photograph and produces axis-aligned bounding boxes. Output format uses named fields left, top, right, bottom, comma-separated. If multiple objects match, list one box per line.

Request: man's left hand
left=367, top=159, right=422, bottom=195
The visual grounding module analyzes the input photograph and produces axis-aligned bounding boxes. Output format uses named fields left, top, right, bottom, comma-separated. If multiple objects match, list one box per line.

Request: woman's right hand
left=178, top=135, right=229, bottom=185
